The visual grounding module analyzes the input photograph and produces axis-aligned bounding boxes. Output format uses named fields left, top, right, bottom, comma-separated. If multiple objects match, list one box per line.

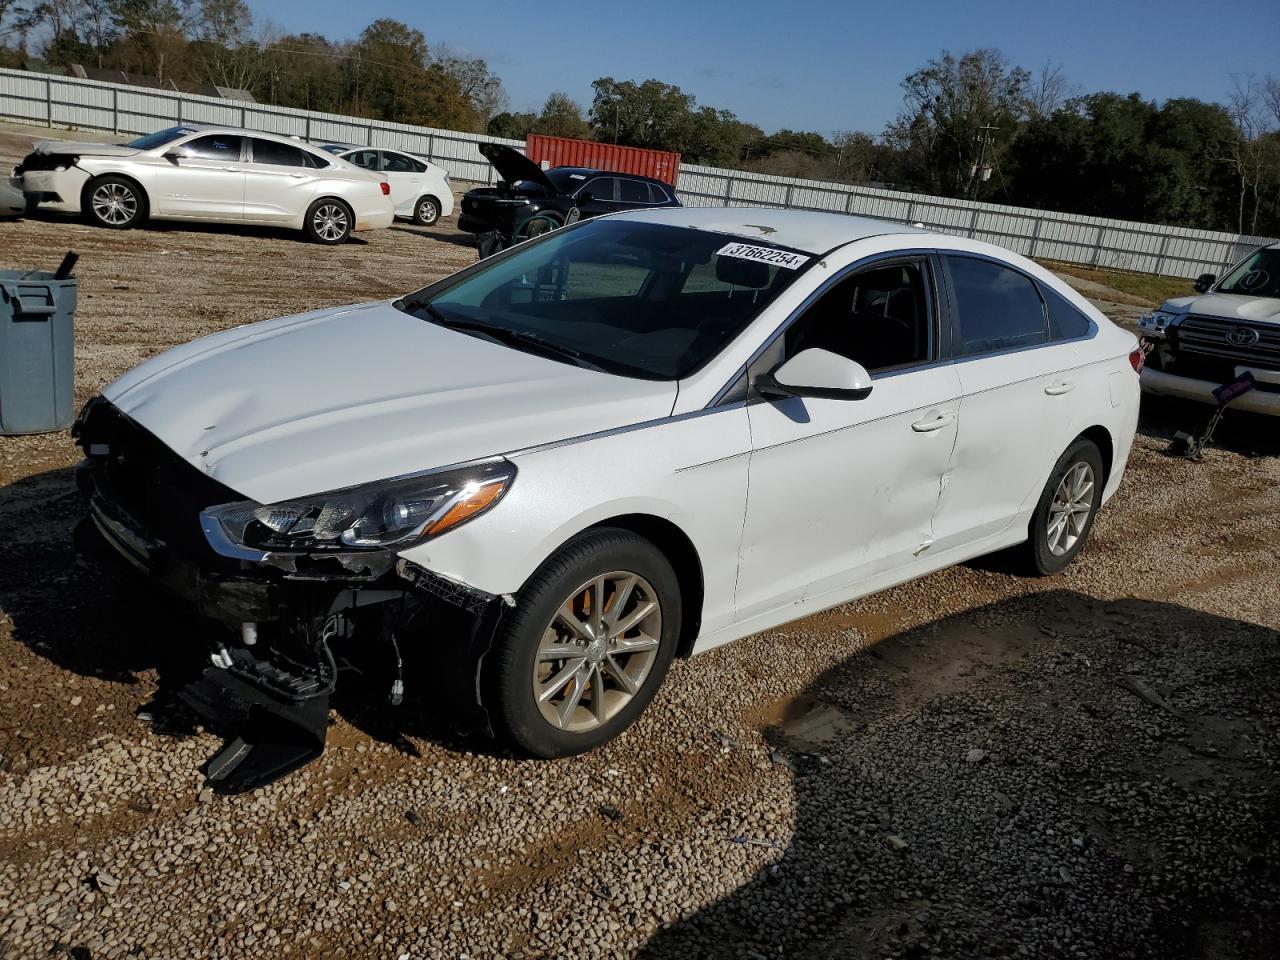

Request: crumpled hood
left=32, top=139, right=142, bottom=158
left=103, top=302, right=677, bottom=504
left=1161, top=293, right=1280, bottom=325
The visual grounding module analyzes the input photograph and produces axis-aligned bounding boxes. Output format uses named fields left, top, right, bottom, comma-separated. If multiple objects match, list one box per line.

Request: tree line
left=3, top=4, right=1278, bottom=236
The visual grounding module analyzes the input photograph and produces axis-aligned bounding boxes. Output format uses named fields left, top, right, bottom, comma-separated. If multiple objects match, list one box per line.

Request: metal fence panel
left=1, top=67, right=1274, bottom=279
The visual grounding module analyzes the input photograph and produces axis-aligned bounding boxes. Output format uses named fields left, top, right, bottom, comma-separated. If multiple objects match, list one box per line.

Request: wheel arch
left=81, top=171, right=150, bottom=218
left=555, top=513, right=705, bottom=659
left=1075, top=424, right=1114, bottom=490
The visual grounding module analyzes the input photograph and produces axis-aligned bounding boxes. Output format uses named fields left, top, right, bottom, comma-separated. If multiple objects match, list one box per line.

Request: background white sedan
left=320, top=143, right=454, bottom=225
left=16, top=126, right=394, bottom=244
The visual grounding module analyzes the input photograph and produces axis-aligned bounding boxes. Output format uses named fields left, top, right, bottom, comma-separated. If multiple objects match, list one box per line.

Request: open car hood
left=101, top=301, right=677, bottom=505
left=31, top=139, right=142, bottom=158
left=479, top=143, right=558, bottom=193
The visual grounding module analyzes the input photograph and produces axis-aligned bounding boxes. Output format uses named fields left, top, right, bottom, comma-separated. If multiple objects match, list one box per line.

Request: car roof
left=552, top=166, right=673, bottom=187
left=612, top=206, right=930, bottom=254
left=326, top=143, right=429, bottom=160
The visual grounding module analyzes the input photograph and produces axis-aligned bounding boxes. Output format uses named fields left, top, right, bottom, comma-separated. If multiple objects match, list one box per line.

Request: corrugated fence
left=1, top=67, right=1274, bottom=279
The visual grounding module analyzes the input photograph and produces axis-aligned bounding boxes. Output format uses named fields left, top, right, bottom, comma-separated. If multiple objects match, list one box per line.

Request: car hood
left=1161, top=293, right=1280, bottom=325
left=102, top=301, right=677, bottom=504
left=31, top=139, right=141, bottom=158
left=479, top=143, right=558, bottom=193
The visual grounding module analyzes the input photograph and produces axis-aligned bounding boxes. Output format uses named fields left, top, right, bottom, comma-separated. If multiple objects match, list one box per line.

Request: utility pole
left=969, top=123, right=997, bottom=201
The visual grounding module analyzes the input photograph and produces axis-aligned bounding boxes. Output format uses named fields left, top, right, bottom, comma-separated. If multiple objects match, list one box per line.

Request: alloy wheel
left=1047, top=461, right=1095, bottom=556
left=91, top=182, right=137, bottom=225
left=312, top=203, right=349, bottom=241
left=417, top=199, right=438, bottom=223
left=533, top=571, right=662, bottom=733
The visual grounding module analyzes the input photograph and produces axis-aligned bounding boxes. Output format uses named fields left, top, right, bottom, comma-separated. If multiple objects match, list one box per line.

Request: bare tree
left=1222, top=74, right=1278, bottom=234
left=1026, top=60, right=1074, bottom=119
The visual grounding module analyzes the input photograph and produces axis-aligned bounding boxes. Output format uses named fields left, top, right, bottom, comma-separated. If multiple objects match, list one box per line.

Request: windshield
left=545, top=169, right=589, bottom=192
left=1217, top=247, right=1280, bottom=298
left=401, top=220, right=811, bottom=380
left=125, top=127, right=197, bottom=150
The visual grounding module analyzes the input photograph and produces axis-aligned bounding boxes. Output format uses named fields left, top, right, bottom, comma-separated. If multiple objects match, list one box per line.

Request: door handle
left=222, top=166, right=242, bottom=172
left=911, top=411, right=956, bottom=433
left=1044, top=380, right=1076, bottom=396
left=289, top=173, right=307, bottom=179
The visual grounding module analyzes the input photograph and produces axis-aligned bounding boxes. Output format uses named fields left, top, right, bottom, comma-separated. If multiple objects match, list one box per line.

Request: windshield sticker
left=569, top=173, right=586, bottom=180
left=716, top=242, right=809, bottom=270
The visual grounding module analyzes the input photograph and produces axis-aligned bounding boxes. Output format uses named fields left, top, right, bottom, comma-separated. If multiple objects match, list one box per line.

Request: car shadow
left=0, top=465, right=498, bottom=759
left=19, top=208, right=371, bottom=245
left=638, top=589, right=1280, bottom=959
left=388, top=222, right=477, bottom=250
left=1138, top=394, right=1280, bottom=458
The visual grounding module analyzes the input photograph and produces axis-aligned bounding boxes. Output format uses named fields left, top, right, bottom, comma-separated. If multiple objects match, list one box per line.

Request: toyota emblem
left=1226, top=326, right=1260, bottom=347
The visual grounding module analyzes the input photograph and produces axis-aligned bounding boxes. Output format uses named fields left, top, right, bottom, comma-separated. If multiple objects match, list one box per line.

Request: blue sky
left=259, top=0, right=1280, bottom=133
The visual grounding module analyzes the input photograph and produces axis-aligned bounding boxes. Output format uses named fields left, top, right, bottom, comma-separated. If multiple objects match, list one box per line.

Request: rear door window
left=648, top=183, right=669, bottom=204
left=946, top=256, right=1047, bottom=356
left=619, top=178, right=650, bottom=203
left=383, top=151, right=424, bottom=173
left=184, top=135, right=242, bottom=161
left=250, top=138, right=308, bottom=167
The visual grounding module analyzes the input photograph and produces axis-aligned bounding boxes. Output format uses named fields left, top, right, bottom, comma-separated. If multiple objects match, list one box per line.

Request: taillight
left=1129, top=347, right=1145, bottom=373
left=379, top=181, right=390, bottom=196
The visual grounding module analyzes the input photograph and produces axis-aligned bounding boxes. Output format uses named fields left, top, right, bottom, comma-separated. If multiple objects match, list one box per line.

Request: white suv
left=1140, top=241, right=1280, bottom=415
left=73, top=207, right=1140, bottom=791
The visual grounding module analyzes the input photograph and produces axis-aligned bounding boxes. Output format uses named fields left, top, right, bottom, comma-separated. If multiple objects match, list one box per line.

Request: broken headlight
left=203, top=460, right=516, bottom=552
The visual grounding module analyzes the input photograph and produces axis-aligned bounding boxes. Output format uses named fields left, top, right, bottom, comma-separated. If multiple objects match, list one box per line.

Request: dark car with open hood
left=458, top=143, right=680, bottom=254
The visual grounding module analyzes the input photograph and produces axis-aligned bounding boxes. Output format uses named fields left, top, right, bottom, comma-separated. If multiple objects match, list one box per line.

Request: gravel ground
left=1, top=124, right=1278, bottom=960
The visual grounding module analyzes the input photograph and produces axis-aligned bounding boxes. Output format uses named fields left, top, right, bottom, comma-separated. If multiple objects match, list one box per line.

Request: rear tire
left=412, top=195, right=441, bottom=226
left=1020, top=437, right=1105, bottom=576
left=487, top=529, right=681, bottom=758
left=83, top=175, right=146, bottom=229
left=304, top=198, right=353, bottom=244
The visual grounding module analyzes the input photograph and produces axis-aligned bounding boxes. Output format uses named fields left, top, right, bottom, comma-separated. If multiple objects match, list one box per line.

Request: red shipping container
left=525, top=134, right=681, bottom=187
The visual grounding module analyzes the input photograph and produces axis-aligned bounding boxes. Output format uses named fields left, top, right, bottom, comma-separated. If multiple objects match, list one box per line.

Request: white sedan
left=73, top=207, right=1140, bottom=791
left=16, top=125, right=394, bottom=244
left=320, top=143, right=455, bottom=226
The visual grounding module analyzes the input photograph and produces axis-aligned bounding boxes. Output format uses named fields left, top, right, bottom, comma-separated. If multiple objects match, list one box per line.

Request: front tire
left=412, top=195, right=441, bottom=226
left=83, top=175, right=146, bottom=229
left=305, top=198, right=353, bottom=244
left=519, top=213, right=561, bottom=241
left=1021, top=437, right=1104, bottom=576
left=488, top=529, right=681, bottom=758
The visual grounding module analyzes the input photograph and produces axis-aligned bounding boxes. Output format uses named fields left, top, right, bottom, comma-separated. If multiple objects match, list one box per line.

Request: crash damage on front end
left=72, top=397, right=511, bottom=794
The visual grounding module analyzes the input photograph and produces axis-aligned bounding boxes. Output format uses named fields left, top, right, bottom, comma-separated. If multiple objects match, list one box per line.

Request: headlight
left=1138, top=310, right=1178, bottom=335
left=204, top=460, right=515, bottom=553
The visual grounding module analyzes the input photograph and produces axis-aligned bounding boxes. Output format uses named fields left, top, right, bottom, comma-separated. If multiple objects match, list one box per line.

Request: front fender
left=395, top=404, right=752, bottom=639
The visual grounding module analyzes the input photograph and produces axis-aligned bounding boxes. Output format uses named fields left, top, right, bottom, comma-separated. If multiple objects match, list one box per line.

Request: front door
left=735, top=256, right=962, bottom=623
left=576, top=177, right=617, bottom=218
left=152, top=133, right=244, bottom=218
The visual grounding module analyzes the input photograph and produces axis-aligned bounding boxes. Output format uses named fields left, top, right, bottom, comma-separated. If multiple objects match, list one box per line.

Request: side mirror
left=162, top=147, right=187, bottom=163
left=756, top=348, right=873, bottom=402
left=1193, top=273, right=1216, bottom=294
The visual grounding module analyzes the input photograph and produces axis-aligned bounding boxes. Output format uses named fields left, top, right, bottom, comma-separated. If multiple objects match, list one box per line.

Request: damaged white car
left=16, top=125, right=394, bottom=243
left=1139, top=241, right=1280, bottom=416
left=74, top=207, right=1140, bottom=791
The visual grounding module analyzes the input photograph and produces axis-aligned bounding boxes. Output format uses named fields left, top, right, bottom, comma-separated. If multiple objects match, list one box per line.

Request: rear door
left=243, top=138, right=322, bottom=222
left=929, top=254, right=1079, bottom=552
left=152, top=133, right=244, bottom=218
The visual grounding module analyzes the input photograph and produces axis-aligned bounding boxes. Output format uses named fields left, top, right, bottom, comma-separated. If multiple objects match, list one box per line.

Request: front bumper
left=1141, top=368, right=1280, bottom=416
left=20, top=168, right=85, bottom=214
